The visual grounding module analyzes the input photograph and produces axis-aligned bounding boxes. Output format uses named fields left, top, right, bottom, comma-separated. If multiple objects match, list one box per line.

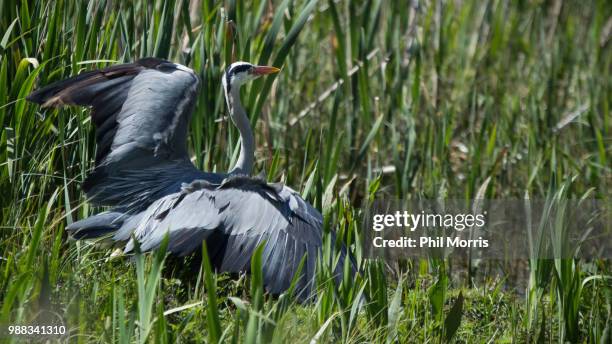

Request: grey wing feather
left=116, top=176, right=324, bottom=299
left=27, top=58, right=218, bottom=210
left=66, top=211, right=127, bottom=239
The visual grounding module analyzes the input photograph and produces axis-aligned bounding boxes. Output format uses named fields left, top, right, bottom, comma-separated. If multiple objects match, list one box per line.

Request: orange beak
left=252, top=66, right=281, bottom=75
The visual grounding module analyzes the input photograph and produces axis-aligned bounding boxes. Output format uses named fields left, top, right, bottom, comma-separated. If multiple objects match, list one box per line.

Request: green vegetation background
left=0, top=0, right=610, bottom=342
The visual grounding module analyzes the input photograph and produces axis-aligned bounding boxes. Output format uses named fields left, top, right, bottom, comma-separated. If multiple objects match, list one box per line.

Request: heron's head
left=222, top=62, right=280, bottom=93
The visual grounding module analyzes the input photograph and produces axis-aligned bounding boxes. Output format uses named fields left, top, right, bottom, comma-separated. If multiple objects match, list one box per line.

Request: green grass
left=1, top=0, right=610, bottom=342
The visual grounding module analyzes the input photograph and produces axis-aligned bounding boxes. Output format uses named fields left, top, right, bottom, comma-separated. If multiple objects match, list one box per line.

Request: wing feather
left=115, top=176, right=326, bottom=299
left=27, top=58, right=216, bottom=210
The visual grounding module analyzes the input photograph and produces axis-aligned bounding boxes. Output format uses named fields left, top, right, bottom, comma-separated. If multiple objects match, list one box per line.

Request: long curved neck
left=226, top=86, right=254, bottom=175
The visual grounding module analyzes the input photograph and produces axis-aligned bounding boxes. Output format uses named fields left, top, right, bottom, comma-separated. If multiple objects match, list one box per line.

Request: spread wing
left=27, top=58, right=218, bottom=210
left=112, top=176, right=327, bottom=298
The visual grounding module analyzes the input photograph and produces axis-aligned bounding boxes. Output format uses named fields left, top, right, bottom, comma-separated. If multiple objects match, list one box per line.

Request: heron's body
left=28, top=58, right=340, bottom=299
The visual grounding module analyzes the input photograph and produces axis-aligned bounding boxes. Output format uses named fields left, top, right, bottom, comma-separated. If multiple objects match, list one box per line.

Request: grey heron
left=27, top=58, right=346, bottom=299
